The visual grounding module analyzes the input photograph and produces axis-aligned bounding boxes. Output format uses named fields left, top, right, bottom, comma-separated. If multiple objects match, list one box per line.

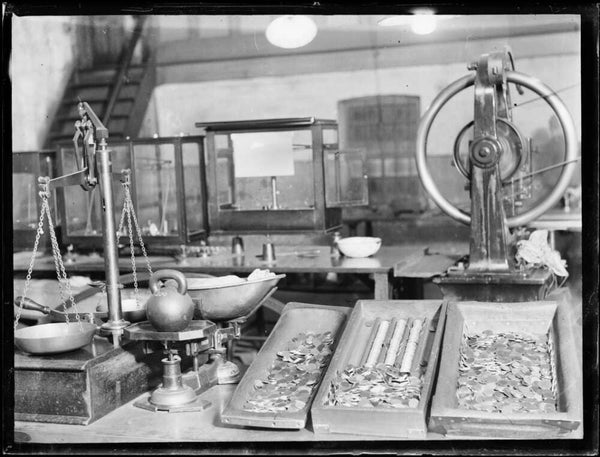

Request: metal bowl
left=187, top=274, right=285, bottom=321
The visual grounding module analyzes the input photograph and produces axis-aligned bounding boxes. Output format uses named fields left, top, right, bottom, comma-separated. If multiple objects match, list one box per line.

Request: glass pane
left=322, top=128, right=338, bottom=146
left=325, top=148, right=369, bottom=207
left=215, top=134, right=234, bottom=208
left=61, top=145, right=129, bottom=237
left=133, top=143, right=178, bottom=236
left=13, top=171, right=38, bottom=230
left=216, top=129, right=315, bottom=210
left=182, top=141, right=204, bottom=234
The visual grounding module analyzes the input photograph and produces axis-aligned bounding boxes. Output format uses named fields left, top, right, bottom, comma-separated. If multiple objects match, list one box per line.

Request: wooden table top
left=14, top=383, right=452, bottom=444
left=13, top=242, right=468, bottom=276
left=12, top=290, right=582, bottom=447
left=526, top=209, right=582, bottom=232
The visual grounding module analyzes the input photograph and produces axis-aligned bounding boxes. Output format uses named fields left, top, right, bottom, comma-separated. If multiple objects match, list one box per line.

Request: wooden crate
left=429, top=301, right=582, bottom=438
left=15, top=338, right=163, bottom=425
left=221, top=302, right=351, bottom=429
left=311, top=300, right=447, bottom=439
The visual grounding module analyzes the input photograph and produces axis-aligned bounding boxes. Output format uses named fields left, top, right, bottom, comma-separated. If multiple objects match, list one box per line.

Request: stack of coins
left=456, top=329, right=557, bottom=414
left=325, top=364, right=423, bottom=409
left=243, top=331, right=334, bottom=413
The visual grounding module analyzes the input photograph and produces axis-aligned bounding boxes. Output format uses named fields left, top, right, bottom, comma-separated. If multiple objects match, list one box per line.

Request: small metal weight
left=146, top=269, right=195, bottom=332
left=232, top=236, right=244, bottom=256
left=262, top=242, right=276, bottom=263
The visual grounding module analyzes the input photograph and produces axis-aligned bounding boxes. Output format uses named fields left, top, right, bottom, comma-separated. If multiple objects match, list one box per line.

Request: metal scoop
left=15, top=296, right=97, bottom=324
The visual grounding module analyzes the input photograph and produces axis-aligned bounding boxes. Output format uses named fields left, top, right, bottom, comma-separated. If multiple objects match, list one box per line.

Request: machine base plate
left=435, top=267, right=554, bottom=302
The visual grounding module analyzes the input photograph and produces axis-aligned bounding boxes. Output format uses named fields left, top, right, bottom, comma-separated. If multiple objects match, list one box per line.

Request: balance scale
left=13, top=103, right=262, bottom=424
left=125, top=316, right=250, bottom=412
left=414, top=48, right=579, bottom=302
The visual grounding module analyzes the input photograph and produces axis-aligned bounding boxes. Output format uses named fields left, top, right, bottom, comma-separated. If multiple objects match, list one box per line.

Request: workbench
left=14, top=383, right=449, bottom=444
left=11, top=284, right=583, bottom=447
left=13, top=243, right=468, bottom=300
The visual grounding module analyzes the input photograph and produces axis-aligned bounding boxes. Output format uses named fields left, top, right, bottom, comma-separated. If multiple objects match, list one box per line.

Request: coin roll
left=384, top=319, right=407, bottom=366
left=365, top=320, right=390, bottom=367
left=400, top=319, right=423, bottom=373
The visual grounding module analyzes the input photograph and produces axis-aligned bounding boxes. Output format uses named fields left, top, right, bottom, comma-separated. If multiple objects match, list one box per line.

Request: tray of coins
left=311, top=300, right=447, bottom=439
left=221, top=302, right=351, bottom=429
left=429, top=300, right=582, bottom=438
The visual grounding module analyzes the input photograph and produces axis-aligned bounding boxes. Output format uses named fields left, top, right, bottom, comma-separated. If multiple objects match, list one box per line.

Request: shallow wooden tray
left=429, top=300, right=582, bottom=438
left=311, top=300, right=447, bottom=439
left=221, top=302, right=351, bottom=429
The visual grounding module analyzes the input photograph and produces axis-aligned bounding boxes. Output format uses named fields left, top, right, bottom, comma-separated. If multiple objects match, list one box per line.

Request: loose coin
left=243, top=331, right=335, bottom=413
left=456, top=329, right=557, bottom=415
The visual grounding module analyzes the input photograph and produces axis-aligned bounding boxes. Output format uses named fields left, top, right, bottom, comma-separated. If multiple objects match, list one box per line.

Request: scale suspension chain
left=117, top=172, right=153, bottom=306
left=14, top=178, right=83, bottom=330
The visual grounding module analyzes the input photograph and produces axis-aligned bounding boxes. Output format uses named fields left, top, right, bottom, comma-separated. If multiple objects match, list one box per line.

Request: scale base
left=134, top=395, right=211, bottom=413
left=133, top=354, right=241, bottom=413
left=435, top=267, right=554, bottom=302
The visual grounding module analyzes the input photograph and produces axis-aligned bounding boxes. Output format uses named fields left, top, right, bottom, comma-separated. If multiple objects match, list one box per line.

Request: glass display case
left=197, top=118, right=368, bottom=234
left=56, top=136, right=207, bottom=252
left=12, top=150, right=57, bottom=251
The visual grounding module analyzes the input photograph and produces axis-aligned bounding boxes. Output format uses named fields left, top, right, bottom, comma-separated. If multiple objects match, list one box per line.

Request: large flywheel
left=415, top=66, right=578, bottom=228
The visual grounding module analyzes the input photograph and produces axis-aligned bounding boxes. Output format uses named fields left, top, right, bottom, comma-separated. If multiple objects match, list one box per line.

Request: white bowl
left=337, top=237, right=382, bottom=258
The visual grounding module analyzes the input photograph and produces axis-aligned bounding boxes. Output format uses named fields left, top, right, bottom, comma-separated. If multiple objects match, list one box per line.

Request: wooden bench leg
left=373, top=272, right=392, bottom=300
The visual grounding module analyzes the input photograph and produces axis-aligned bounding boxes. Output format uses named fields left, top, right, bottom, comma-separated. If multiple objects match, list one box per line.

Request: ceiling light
left=265, top=15, right=318, bottom=49
left=411, top=9, right=437, bottom=35
left=378, top=10, right=444, bottom=35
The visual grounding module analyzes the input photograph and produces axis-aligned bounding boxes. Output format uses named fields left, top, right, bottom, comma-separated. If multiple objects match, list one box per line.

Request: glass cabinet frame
left=197, top=117, right=367, bottom=234
left=12, top=150, right=57, bottom=251
left=55, top=135, right=207, bottom=252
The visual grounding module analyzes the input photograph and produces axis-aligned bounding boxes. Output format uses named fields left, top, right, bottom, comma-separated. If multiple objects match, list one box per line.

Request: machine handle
left=149, top=269, right=188, bottom=295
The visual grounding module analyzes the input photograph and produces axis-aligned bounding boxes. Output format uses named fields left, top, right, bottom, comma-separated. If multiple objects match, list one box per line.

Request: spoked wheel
left=415, top=70, right=579, bottom=228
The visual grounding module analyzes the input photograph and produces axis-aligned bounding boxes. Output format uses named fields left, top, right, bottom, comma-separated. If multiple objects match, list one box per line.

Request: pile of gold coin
left=325, top=364, right=422, bottom=409
left=243, top=331, right=334, bottom=413
left=456, top=329, right=557, bottom=414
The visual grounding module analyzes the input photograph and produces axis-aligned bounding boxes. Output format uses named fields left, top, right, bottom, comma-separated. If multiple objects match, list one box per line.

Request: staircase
left=45, top=17, right=155, bottom=147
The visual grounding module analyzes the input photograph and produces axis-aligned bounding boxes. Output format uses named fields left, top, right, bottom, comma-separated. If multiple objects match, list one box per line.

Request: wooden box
left=221, top=302, right=351, bottom=429
left=311, top=300, right=447, bottom=439
left=429, top=301, right=582, bottom=438
left=15, top=338, right=163, bottom=425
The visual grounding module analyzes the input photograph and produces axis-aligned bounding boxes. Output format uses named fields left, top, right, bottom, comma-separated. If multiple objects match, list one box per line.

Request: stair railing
left=102, top=15, right=148, bottom=126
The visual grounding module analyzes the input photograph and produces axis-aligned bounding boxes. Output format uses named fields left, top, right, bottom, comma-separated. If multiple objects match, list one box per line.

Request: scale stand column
left=97, top=138, right=129, bottom=345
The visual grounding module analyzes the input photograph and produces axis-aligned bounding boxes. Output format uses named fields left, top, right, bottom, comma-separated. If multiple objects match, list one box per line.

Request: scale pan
left=14, top=322, right=97, bottom=355
left=187, top=274, right=285, bottom=321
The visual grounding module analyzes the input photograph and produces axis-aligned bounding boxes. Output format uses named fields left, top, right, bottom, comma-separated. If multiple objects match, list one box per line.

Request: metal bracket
left=467, top=49, right=515, bottom=273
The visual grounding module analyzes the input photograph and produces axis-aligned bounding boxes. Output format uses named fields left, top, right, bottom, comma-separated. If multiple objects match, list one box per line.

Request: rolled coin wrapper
left=384, top=319, right=407, bottom=366
left=360, top=318, right=380, bottom=366
left=400, top=319, right=423, bottom=373
left=365, top=320, right=390, bottom=367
